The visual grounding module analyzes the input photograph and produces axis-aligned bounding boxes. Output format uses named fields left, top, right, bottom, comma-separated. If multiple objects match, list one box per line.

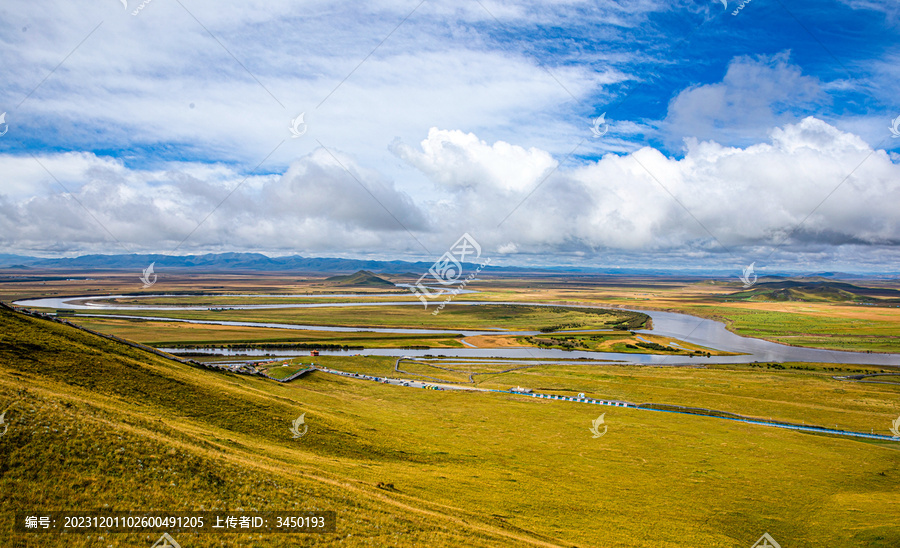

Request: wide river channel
left=15, top=293, right=900, bottom=366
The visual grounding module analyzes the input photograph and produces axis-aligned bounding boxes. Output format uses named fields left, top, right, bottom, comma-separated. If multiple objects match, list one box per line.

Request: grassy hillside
left=1, top=307, right=899, bottom=547
left=323, top=270, right=396, bottom=288
left=0, top=309, right=529, bottom=547
left=725, top=281, right=900, bottom=303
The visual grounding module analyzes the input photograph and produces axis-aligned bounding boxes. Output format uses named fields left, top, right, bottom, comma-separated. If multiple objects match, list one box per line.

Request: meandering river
left=14, top=294, right=899, bottom=366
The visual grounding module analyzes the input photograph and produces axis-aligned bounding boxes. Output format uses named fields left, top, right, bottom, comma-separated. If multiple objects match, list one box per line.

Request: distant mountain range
left=0, top=252, right=466, bottom=275
left=0, top=252, right=896, bottom=278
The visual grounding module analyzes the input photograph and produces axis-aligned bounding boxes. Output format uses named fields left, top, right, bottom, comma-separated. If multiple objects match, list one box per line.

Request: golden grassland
left=68, top=317, right=465, bottom=349
left=5, top=270, right=900, bottom=351
left=68, top=317, right=727, bottom=357
left=0, top=309, right=532, bottom=547
left=261, top=362, right=313, bottom=379
left=56, top=303, right=648, bottom=333
left=306, top=355, right=899, bottom=434
left=2, top=307, right=899, bottom=547
left=66, top=301, right=900, bottom=353
left=481, top=279, right=900, bottom=353
left=687, top=301, right=900, bottom=352
left=93, top=294, right=410, bottom=306
left=415, top=276, right=900, bottom=353
left=0, top=271, right=411, bottom=300
left=465, top=330, right=732, bottom=355
left=513, top=331, right=732, bottom=356
left=5, top=269, right=898, bottom=353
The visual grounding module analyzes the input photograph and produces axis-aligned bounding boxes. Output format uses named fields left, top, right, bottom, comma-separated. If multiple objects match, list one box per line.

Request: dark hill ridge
left=727, top=280, right=900, bottom=303
left=324, top=270, right=396, bottom=287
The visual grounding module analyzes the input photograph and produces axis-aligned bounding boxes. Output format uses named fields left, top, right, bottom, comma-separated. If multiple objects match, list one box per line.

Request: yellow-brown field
left=5, top=269, right=896, bottom=353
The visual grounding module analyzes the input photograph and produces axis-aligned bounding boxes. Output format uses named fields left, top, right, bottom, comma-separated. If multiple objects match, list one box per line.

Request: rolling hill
left=725, top=280, right=900, bottom=303
left=323, top=270, right=396, bottom=288
left=0, top=307, right=529, bottom=547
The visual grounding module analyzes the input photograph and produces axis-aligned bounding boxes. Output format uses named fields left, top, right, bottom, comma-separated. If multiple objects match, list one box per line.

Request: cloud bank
left=2, top=0, right=899, bottom=270
left=3, top=117, right=898, bottom=269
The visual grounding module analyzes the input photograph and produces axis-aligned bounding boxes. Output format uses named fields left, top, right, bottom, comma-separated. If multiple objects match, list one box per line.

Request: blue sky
left=1, top=0, right=899, bottom=271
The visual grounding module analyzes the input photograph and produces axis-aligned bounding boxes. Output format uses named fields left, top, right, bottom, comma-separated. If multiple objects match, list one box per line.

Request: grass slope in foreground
left=1, top=308, right=899, bottom=547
